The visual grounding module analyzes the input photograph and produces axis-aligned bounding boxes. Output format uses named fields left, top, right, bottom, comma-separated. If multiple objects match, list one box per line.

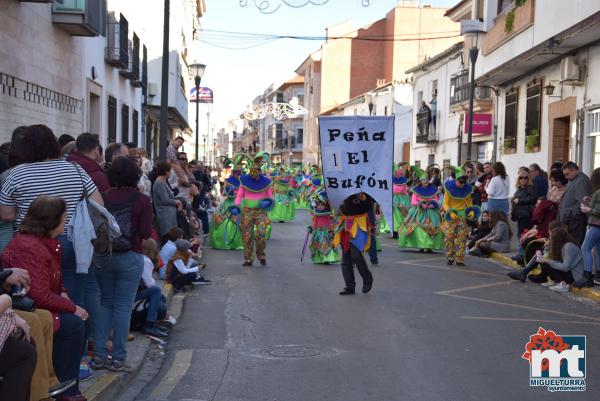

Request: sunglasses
left=519, top=176, right=528, bottom=180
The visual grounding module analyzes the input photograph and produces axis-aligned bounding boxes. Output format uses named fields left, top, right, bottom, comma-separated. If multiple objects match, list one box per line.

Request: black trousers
left=541, top=263, right=574, bottom=284
left=173, top=272, right=196, bottom=290
left=341, top=244, right=373, bottom=290
left=0, top=337, right=36, bottom=401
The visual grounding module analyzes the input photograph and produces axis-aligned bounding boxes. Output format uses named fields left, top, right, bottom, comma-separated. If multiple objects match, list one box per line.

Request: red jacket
left=68, top=150, right=110, bottom=192
left=1, top=233, right=76, bottom=331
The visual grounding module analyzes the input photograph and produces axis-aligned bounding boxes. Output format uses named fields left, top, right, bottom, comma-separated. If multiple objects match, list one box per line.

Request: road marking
left=150, top=349, right=193, bottom=399
left=396, top=256, right=443, bottom=264
left=461, top=316, right=600, bottom=326
left=436, top=281, right=512, bottom=295
left=439, top=292, right=600, bottom=322
left=398, top=260, right=501, bottom=277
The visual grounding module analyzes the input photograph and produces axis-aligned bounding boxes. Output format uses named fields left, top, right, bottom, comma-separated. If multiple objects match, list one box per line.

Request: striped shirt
left=0, top=159, right=98, bottom=234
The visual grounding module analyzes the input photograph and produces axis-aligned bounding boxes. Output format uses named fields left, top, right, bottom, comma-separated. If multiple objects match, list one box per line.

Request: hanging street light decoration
left=243, top=98, right=308, bottom=121
left=239, top=0, right=370, bottom=14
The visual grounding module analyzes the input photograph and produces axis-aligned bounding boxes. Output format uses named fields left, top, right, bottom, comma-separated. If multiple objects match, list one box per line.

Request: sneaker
left=49, top=380, right=77, bottom=397
left=192, top=277, right=212, bottom=285
left=507, top=270, right=526, bottom=283
left=90, top=356, right=109, bottom=371
left=541, top=280, right=557, bottom=288
left=78, top=359, right=93, bottom=381
left=107, top=359, right=133, bottom=373
left=549, top=281, right=570, bottom=292
left=143, top=326, right=168, bottom=338
left=456, top=261, right=465, bottom=266
left=594, top=277, right=600, bottom=286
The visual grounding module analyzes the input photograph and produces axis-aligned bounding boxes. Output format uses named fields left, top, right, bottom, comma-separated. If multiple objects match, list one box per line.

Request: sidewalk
left=489, top=251, right=600, bottom=303
left=79, top=282, right=180, bottom=401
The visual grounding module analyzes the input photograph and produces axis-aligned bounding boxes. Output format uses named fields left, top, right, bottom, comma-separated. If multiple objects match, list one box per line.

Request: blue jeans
left=53, top=313, right=85, bottom=395
left=58, top=235, right=100, bottom=353
left=582, top=225, right=600, bottom=273
left=487, top=198, right=509, bottom=216
left=135, top=286, right=164, bottom=324
left=94, top=251, right=143, bottom=361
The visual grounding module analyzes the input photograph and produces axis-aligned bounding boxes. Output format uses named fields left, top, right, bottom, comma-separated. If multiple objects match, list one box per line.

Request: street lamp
left=465, top=31, right=481, bottom=163
left=190, top=62, right=206, bottom=161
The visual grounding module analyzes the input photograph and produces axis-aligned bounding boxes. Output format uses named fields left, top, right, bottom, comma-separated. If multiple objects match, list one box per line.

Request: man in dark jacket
left=559, top=162, right=591, bottom=245
left=67, top=133, right=110, bottom=192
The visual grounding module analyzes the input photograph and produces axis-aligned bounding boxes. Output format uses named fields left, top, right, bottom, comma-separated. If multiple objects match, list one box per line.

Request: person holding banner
left=442, top=173, right=478, bottom=266
left=398, top=172, right=443, bottom=252
left=308, top=189, right=341, bottom=264
left=333, top=193, right=374, bottom=295
left=235, top=152, right=274, bottom=266
left=209, top=155, right=244, bottom=250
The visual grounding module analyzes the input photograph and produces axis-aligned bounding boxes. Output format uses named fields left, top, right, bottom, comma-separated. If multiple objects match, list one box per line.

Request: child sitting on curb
left=166, top=239, right=211, bottom=292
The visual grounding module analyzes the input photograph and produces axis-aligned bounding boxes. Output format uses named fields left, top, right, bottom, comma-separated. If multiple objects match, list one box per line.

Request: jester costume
left=296, top=173, right=311, bottom=210
left=268, top=169, right=296, bottom=222
left=236, top=153, right=274, bottom=266
left=392, top=170, right=411, bottom=233
left=442, top=178, right=476, bottom=265
left=210, top=172, right=244, bottom=250
left=397, top=182, right=443, bottom=251
left=333, top=193, right=374, bottom=295
left=308, top=190, right=341, bottom=264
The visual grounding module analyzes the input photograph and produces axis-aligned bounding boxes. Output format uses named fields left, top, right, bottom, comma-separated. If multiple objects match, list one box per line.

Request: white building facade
left=454, top=0, right=600, bottom=176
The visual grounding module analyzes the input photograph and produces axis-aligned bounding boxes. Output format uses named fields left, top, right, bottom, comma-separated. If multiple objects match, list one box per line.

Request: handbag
left=11, top=295, right=35, bottom=312
left=0, top=310, right=17, bottom=352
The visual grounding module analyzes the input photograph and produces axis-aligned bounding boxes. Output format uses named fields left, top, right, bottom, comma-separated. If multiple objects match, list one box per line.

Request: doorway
left=552, top=116, right=570, bottom=164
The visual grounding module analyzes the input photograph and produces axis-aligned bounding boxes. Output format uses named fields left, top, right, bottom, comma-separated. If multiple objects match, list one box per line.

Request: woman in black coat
left=511, top=169, right=538, bottom=261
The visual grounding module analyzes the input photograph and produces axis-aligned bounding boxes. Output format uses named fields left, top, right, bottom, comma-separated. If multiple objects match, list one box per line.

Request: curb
left=82, top=283, right=175, bottom=401
left=489, top=252, right=600, bottom=304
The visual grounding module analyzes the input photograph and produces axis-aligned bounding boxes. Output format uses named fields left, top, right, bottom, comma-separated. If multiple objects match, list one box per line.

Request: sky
left=195, top=0, right=458, bottom=131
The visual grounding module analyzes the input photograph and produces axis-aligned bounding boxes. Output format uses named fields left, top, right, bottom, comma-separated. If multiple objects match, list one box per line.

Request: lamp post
left=190, top=63, right=206, bottom=162
left=465, top=31, right=480, bottom=163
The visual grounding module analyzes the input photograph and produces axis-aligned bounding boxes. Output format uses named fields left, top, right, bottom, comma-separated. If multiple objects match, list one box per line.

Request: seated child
left=166, top=239, right=211, bottom=291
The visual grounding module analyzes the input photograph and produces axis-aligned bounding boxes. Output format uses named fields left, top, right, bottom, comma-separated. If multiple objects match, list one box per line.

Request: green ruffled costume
left=398, top=185, right=443, bottom=250
left=209, top=197, right=244, bottom=250
left=310, top=212, right=341, bottom=264
left=268, top=179, right=296, bottom=222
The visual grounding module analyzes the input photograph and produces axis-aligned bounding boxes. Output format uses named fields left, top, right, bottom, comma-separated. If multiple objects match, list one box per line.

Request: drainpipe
left=576, top=109, right=584, bottom=167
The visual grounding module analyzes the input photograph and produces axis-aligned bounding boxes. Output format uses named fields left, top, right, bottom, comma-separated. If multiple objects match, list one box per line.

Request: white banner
left=319, top=116, right=395, bottom=227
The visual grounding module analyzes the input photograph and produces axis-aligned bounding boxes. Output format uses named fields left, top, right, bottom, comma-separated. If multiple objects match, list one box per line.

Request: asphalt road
left=132, top=210, right=600, bottom=401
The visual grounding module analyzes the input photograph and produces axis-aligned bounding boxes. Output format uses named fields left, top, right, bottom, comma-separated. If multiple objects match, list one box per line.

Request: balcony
left=482, top=0, right=536, bottom=56
left=52, top=0, right=106, bottom=37
left=120, top=34, right=141, bottom=84
left=450, top=70, right=493, bottom=108
left=416, top=111, right=439, bottom=144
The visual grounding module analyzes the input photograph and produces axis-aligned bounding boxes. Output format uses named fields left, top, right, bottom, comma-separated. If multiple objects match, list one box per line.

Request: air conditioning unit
left=560, top=56, right=580, bottom=82
left=475, top=86, right=492, bottom=100
left=147, top=83, right=158, bottom=97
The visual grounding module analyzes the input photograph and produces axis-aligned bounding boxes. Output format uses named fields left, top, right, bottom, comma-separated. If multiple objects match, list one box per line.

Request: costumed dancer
left=209, top=155, right=244, bottom=250
left=333, top=193, right=374, bottom=295
left=235, top=152, right=274, bottom=266
left=398, top=167, right=443, bottom=252
left=296, top=171, right=312, bottom=210
left=390, top=163, right=411, bottom=239
left=308, top=189, right=341, bottom=264
left=442, top=169, right=478, bottom=266
left=268, top=167, right=296, bottom=222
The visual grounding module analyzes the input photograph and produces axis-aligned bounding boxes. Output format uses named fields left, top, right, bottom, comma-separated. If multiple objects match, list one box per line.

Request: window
left=384, top=106, right=388, bottom=116
left=428, top=154, right=435, bottom=167
left=142, top=45, right=148, bottom=95
left=497, top=0, right=514, bottom=15
left=414, top=160, right=421, bottom=168
left=276, top=92, right=284, bottom=103
left=477, top=143, right=488, bottom=161
left=503, top=90, right=518, bottom=153
left=132, top=109, right=139, bottom=145
left=108, top=96, right=117, bottom=143
left=119, top=14, right=129, bottom=67
left=297, top=94, right=304, bottom=107
left=296, top=128, right=303, bottom=146
left=417, top=91, right=423, bottom=106
left=121, top=104, right=129, bottom=142
left=525, top=82, right=542, bottom=152
left=587, top=109, right=600, bottom=170
left=275, top=123, right=283, bottom=149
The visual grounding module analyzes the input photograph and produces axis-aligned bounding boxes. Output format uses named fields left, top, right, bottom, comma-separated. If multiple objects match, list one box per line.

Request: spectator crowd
left=0, top=125, right=217, bottom=401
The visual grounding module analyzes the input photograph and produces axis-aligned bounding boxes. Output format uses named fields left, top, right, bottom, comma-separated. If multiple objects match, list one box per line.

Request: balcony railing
left=416, top=110, right=439, bottom=144
left=450, top=71, right=492, bottom=106
left=52, top=0, right=105, bottom=37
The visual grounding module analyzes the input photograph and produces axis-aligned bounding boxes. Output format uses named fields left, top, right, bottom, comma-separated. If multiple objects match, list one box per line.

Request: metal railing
left=416, top=110, right=439, bottom=144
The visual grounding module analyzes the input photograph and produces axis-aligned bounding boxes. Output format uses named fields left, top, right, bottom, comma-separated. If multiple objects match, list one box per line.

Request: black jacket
left=512, top=185, right=538, bottom=220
